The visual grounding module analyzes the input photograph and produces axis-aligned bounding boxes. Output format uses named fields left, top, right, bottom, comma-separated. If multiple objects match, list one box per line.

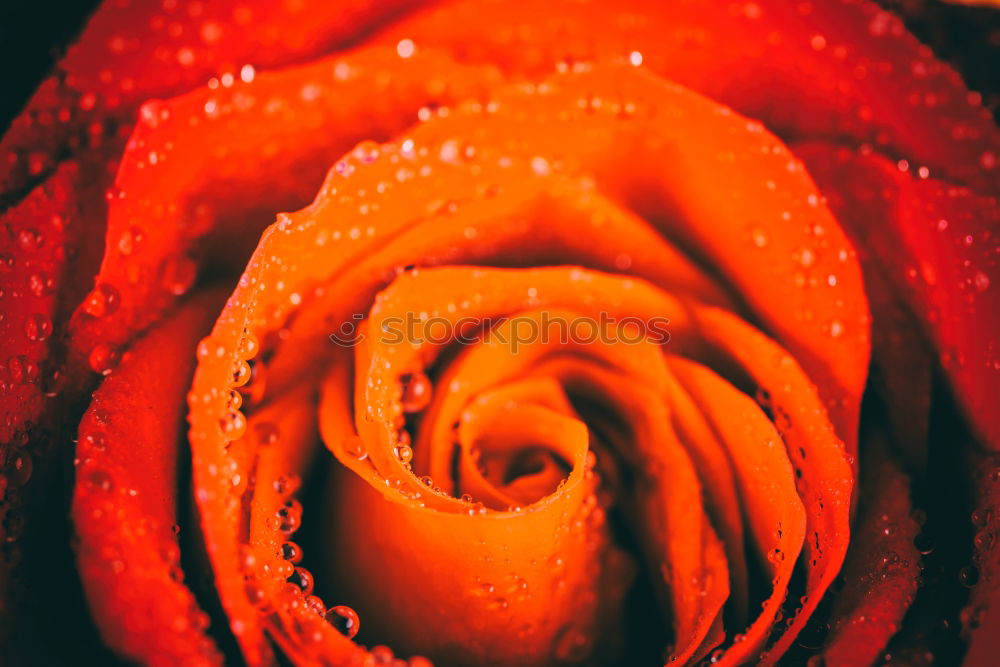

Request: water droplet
left=553, top=625, right=590, bottom=663
left=226, top=389, right=243, bottom=411
left=27, top=271, right=54, bottom=297
left=244, top=580, right=270, bottom=609
left=238, top=331, right=259, bottom=359
left=959, top=564, right=980, bottom=587
left=83, top=283, right=121, bottom=318
left=161, top=255, right=197, bottom=296
left=219, top=411, right=247, bottom=440
left=273, top=474, right=301, bottom=496
left=303, top=595, right=326, bottom=617
left=300, top=83, right=321, bottom=102
left=371, top=645, right=395, bottom=664
left=18, top=228, right=44, bottom=251
left=6, top=452, right=32, bottom=486
left=254, top=421, right=279, bottom=447
left=82, top=432, right=107, bottom=451
left=973, top=531, right=994, bottom=552
left=396, top=38, right=415, bottom=58
left=395, top=443, right=414, bottom=464
left=913, top=533, right=936, bottom=555
left=354, top=141, right=380, bottom=164
left=89, top=343, right=121, bottom=375
left=288, top=566, right=314, bottom=595
left=401, top=372, right=432, bottom=413
left=277, top=499, right=302, bottom=534
left=326, top=605, right=360, bottom=638
left=343, top=435, right=367, bottom=460
left=231, top=359, right=251, bottom=387
left=488, top=597, right=509, bottom=611
left=6, top=355, right=38, bottom=384
left=85, top=468, right=114, bottom=493
left=23, top=314, right=52, bottom=342
left=281, top=541, right=303, bottom=563
left=239, top=359, right=267, bottom=407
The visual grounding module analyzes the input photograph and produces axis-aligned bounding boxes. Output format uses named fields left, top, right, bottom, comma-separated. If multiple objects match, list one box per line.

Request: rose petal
left=820, top=431, right=921, bottom=666
left=962, top=451, right=1000, bottom=666
left=797, top=141, right=1000, bottom=450
left=1, top=0, right=428, bottom=197
left=68, top=46, right=502, bottom=380
left=376, top=0, right=999, bottom=192
left=72, top=288, right=227, bottom=666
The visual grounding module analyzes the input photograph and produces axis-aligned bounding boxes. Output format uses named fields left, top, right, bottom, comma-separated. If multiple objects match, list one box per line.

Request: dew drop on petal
left=396, top=38, right=415, bottom=59
left=530, top=156, right=550, bottom=176
left=343, top=435, right=367, bottom=460
left=6, top=452, right=32, bottom=486
left=89, top=343, right=121, bottom=375
left=85, top=468, right=114, bottom=493
left=219, top=411, right=247, bottom=440
left=401, top=371, right=432, bottom=413
left=395, top=443, right=414, bottom=464
left=23, top=314, right=52, bottom=342
left=161, top=255, right=197, bottom=296
left=553, top=625, right=590, bottom=663
left=960, top=564, right=980, bottom=587
left=326, top=605, right=360, bottom=639
left=288, top=566, right=314, bottom=595
left=281, top=541, right=303, bottom=563
left=254, top=421, right=280, bottom=447
left=82, top=283, right=121, bottom=318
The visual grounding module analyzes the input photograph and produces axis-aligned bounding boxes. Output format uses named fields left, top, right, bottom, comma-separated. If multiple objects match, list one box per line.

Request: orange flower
left=1, top=1, right=998, bottom=665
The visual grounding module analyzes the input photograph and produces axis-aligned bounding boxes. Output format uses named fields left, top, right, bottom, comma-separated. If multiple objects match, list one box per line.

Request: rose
left=2, top=1, right=997, bottom=665
left=1, top=1, right=998, bottom=665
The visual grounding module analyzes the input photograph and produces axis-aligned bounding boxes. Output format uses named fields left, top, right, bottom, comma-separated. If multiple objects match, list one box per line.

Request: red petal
left=797, top=141, right=1000, bottom=450
left=962, top=451, right=1000, bottom=667
left=72, top=288, right=226, bottom=666
left=1, top=0, right=428, bottom=197
left=821, top=434, right=922, bottom=666
left=376, top=0, right=1000, bottom=192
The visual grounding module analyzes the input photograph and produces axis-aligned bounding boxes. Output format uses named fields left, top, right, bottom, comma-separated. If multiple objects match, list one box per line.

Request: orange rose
left=1, top=2, right=998, bottom=666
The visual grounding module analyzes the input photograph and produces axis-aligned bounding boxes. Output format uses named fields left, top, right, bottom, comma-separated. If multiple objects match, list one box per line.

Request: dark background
left=0, top=0, right=998, bottom=135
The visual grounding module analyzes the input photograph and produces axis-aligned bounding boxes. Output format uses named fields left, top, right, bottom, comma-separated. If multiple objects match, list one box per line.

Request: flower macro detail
left=0, top=1, right=998, bottom=666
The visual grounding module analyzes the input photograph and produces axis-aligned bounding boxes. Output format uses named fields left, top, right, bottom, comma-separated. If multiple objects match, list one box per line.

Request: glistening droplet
left=326, top=605, right=360, bottom=639
left=401, top=371, right=432, bottom=413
